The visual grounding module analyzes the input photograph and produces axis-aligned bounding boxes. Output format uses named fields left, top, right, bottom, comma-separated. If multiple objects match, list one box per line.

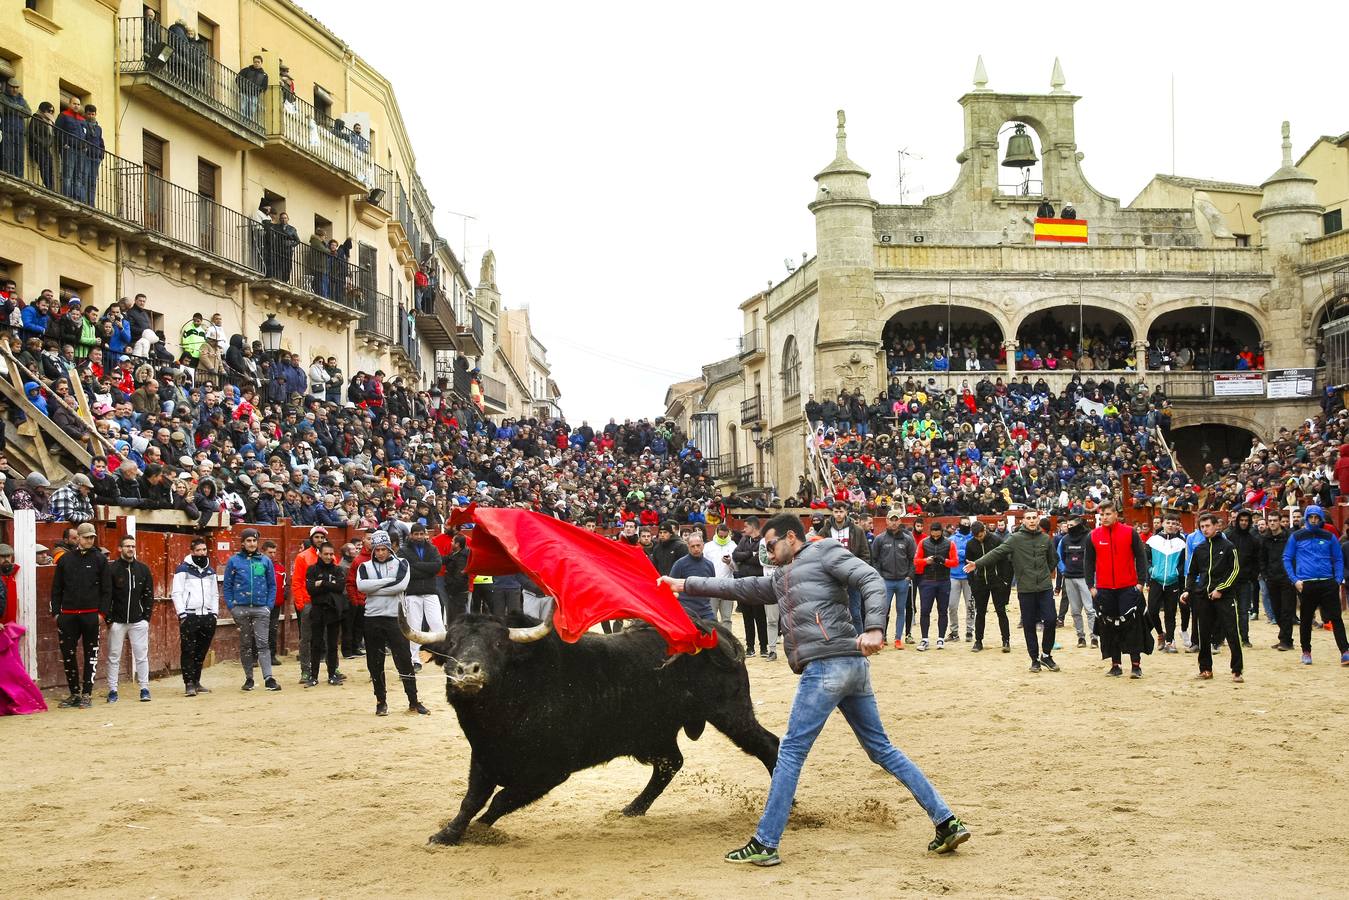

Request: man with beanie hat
left=356, top=530, right=428, bottom=716
left=223, top=528, right=280, bottom=691
left=51, top=522, right=107, bottom=708
left=290, top=525, right=328, bottom=684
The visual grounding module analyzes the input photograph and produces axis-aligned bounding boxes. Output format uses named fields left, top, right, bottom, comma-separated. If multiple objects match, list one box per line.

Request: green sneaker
left=928, top=816, right=970, bottom=854
left=724, top=838, right=780, bottom=866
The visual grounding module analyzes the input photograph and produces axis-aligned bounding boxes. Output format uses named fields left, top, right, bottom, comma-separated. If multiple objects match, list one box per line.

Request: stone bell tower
left=809, top=110, right=880, bottom=397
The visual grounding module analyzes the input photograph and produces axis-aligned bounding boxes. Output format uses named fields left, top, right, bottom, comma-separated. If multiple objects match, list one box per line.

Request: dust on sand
left=4, top=621, right=1348, bottom=899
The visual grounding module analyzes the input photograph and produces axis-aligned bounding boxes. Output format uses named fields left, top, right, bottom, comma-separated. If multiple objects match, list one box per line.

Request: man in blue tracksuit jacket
left=1281, top=505, right=1349, bottom=665
left=223, top=527, right=279, bottom=691
left=948, top=519, right=975, bottom=642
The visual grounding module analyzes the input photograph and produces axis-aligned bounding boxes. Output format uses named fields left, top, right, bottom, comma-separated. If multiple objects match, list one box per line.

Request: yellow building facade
left=1, top=0, right=484, bottom=393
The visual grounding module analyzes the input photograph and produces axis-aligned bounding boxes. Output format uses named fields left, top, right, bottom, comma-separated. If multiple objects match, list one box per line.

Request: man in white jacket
left=356, top=531, right=428, bottom=717
left=706, top=522, right=738, bottom=626
left=171, top=536, right=219, bottom=697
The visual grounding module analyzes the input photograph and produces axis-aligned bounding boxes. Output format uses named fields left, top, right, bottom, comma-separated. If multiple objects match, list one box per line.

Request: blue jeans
left=882, top=578, right=909, bottom=640
left=755, top=656, right=951, bottom=848
left=918, top=580, right=950, bottom=639
left=847, top=587, right=863, bottom=634
left=1259, top=578, right=1274, bottom=622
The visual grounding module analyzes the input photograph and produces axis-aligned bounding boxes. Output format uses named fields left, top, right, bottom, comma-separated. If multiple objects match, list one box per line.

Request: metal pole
left=1208, top=269, right=1217, bottom=371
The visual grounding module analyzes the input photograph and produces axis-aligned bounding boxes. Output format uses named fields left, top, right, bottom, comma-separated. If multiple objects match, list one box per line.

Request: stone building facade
left=685, top=61, right=1349, bottom=496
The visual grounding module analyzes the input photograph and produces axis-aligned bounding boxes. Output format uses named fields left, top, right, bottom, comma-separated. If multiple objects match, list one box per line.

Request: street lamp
left=260, top=313, right=285, bottom=362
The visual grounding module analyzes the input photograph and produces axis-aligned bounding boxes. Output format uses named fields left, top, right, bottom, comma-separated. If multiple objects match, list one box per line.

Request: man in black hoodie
left=101, top=534, right=156, bottom=703
left=650, top=521, right=688, bottom=576
left=1222, top=509, right=1259, bottom=647
left=1261, top=516, right=1296, bottom=651
left=51, top=522, right=107, bottom=708
left=304, top=542, right=347, bottom=686
left=733, top=517, right=773, bottom=658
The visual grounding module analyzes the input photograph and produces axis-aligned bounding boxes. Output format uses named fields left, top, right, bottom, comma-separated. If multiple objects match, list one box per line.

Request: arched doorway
left=1014, top=306, right=1133, bottom=371
left=1147, top=307, right=1263, bottom=370
left=1169, top=423, right=1257, bottom=479
left=997, top=121, right=1043, bottom=197
left=1311, top=291, right=1349, bottom=367
left=881, top=304, right=1003, bottom=373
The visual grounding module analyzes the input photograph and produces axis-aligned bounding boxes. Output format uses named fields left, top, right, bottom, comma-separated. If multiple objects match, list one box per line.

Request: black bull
left=400, top=607, right=780, bottom=845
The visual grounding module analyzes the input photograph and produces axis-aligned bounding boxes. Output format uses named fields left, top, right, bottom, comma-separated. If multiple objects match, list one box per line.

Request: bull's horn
left=399, top=605, right=446, bottom=645
left=508, top=600, right=554, bottom=643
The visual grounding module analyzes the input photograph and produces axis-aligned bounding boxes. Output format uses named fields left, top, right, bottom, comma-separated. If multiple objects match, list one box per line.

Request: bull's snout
left=447, top=659, right=487, bottom=694
left=454, top=661, right=482, bottom=678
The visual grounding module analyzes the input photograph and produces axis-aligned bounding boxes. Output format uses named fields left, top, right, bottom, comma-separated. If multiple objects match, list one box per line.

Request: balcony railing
left=358, top=289, right=395, bottom=342
left=125, top=169, right=260, bottom=271
left=392, top=179, right=424, bottom=261
left=455, top=308, right=485, bottom=356
left=118, top=17, right=265, bottom=137
left=478, top=372, right=508, bottom=408
left=741, top=394, right=764, bottom=425
left=261, top=86, right=375, bottom=189
left=396, top=306, right=422, bottom=373
left=367, top=162, right=395, bottom=213
left=739, top=329, right=764, bottom=358
left=413, top=283, right=458, bottom=350
left=256, top=234, right=367, bottom=312
left=2, top=112, right=136, bottom=218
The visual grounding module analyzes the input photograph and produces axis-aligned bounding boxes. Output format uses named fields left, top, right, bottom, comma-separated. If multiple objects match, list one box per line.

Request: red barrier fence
left=6, top=518, right=366, bottom=691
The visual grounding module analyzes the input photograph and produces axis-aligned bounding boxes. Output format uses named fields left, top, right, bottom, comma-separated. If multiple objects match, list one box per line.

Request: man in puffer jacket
left=101, top=534, right=156, bottom=703
left=660, top=512, right=969, bottom=867
left=1282, top=504, right=1349, bottom=666
left=172, top=536, right=218, bottom=697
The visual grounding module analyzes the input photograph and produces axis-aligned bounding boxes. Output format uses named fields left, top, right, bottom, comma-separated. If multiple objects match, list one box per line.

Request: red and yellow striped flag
left=1033, top=217, right=1087, bottom=244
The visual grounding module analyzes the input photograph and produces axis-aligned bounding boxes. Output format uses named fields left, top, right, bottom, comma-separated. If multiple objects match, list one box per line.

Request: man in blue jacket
left=1281, top=505, right=1349, bottom=666
left=223, top=528, right=280, bottom=692
left=947, top=517, right=975, bottom=642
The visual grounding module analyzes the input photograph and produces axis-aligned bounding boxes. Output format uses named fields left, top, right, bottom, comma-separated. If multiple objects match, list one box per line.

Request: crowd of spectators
left=883, top=318, right=1137, bottom=374
left=1146, top=326, right=1263, bottom=371
left=0, top=286, right=729, bottom=532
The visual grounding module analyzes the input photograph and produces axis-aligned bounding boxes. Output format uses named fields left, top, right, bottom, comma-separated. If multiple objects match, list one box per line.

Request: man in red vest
left=1084, top=500, right=1151, bottom=678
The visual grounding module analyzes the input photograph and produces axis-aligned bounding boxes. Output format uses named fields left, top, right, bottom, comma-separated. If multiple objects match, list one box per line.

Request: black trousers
left=1271, top=579, right=1298, bottom=646
left=741, top=604, right=767, bottom=653
left=1299, top=581, right=1349, bottom=654
left=1147, top=580, right=1182, bottom=643
left=57, top=612, right=101, bottom=696
left=444, top=591, right=468, bottom=623
left=268, top=603, right=281, bottom=660
left=178, top=614, right=217, bottom=687
left=341, top=602, right=365, bottom=655
left=1195, top=598, right=1243, bottom=675
left=495, top=588, right=523, bottom=620
left=471, top=584, right=495, bottom=617
left=973, top=583, right=1010, bottom=644
left=309, top=605, right=341, bottom=678
left=363, top=615, right=418, bottom=705
left=905, top=582, right=916, bottom=637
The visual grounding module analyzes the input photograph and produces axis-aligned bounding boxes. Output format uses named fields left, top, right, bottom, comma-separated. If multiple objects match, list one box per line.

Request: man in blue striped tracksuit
left=1281, top=505, right=1349, bottom=666
left=1145, top=515, right=1186, bottom=653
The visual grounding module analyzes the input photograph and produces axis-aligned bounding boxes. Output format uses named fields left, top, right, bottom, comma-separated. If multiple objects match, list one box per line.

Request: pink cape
left=450, top=505, right=719, bottom=656
left=0, top=622, right=47, bottom=715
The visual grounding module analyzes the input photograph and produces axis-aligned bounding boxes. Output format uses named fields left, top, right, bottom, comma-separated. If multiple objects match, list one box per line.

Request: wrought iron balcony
left=249, top=232, right=369, bottom=317
left=357, top=289, right=395, bottom=343
left=413, top=284, right=458, bottom=350
left=739, top=329, right=765, bottom=360
left=455, top=308, right=485, bottom=357
left=118, top=17, right=265, bottom=147
left=741, top=394, right=765, bottom=425
left=259, top=86, right=372, bottom=194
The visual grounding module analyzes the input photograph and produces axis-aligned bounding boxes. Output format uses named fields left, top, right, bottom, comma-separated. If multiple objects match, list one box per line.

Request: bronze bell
left=1001, top=123, right=1038, bottom=169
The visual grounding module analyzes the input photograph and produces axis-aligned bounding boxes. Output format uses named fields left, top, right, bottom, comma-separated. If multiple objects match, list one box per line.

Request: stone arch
left=877, top=293, right=1011, bottom=337
left=1144, top=295, right=1267, bottom=330
left=1306, top=282, right=1349, bottom=354
left=1168, top=409, right=1268, bottom=440
left=1168, top=418, right=1262, bottom=476
left=1009, top=294, right=1141, bottom=340
left=878, top=298, right=1006, bottom=371
left=781, top=335, right=801, bottom=398
left=1146, top=303, right=1265, bottom=369
left=995, top=117, right=1046, bottom=197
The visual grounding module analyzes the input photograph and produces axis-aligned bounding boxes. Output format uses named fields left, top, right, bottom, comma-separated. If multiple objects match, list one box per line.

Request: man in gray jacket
left=356, top=531, right=428, bottom=716
left=870, top=511, right=917, bottom=648
left=659, top=512, right=968, bottom=867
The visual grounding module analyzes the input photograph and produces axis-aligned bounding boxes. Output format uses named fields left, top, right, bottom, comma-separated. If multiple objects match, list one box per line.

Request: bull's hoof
left=429, top=829, right=463, bottom=846
left=620, top=804, right=648, bottom=817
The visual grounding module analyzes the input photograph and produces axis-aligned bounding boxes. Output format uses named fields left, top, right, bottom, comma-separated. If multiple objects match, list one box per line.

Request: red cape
left=451, top=505, right=718, bottom=656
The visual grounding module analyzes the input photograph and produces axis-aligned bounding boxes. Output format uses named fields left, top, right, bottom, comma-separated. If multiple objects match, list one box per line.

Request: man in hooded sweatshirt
left=357, top=531, right=428, bottom=716
left=1056, top=515, right=1097, bottom=649
left=1146, top=515, right=1187, bottom=653
left=172, top=536, right=218, bottom=696
left=304, top=541, right=347, bottom=687
left=1282, top=504, right=1349, bottom=666
left=1222, top=509, right=1260, bottom=647
left=914, top=520, right=958, bottom=651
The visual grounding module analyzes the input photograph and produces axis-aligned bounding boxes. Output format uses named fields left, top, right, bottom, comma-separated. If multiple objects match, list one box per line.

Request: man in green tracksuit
left=966, top=510, right=1060, bottom=672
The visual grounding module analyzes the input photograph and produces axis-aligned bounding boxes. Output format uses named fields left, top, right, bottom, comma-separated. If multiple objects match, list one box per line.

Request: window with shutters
left=142, top=132, right=167, bottom=234
left=196, top=158, right=220, bottom=253
left=195, top=15, right=217, bottom=60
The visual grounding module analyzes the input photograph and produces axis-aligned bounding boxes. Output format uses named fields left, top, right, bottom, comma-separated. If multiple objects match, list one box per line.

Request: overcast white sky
left=312, top=0, right=1345, bottom=423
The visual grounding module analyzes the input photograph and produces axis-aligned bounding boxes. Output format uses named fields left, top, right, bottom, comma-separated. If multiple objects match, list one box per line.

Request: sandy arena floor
left=4, top=617, right=1349, bottom=899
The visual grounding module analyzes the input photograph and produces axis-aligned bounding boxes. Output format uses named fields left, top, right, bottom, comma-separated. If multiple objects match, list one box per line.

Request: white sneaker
left=917, top=639, right=929, bottom=652
left=936, top=638, right=945, bottom=650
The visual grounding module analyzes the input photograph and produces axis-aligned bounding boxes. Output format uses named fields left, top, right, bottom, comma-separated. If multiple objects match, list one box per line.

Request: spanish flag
left=1033, top=217, right=1087, bottom=244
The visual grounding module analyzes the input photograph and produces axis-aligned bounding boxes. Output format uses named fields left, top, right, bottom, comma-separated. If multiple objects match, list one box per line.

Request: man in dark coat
left=0, top=77, right=30, bottom=178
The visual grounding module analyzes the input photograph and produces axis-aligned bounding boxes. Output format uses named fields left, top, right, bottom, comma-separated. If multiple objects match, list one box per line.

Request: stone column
left=1002, top=339, right=1018, bottom=382
left=1132, top=340, right=1149, bottom=378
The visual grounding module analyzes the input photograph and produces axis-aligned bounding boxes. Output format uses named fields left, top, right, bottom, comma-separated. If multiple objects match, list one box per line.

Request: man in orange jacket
left=291, top=525, right=328, bottom=684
